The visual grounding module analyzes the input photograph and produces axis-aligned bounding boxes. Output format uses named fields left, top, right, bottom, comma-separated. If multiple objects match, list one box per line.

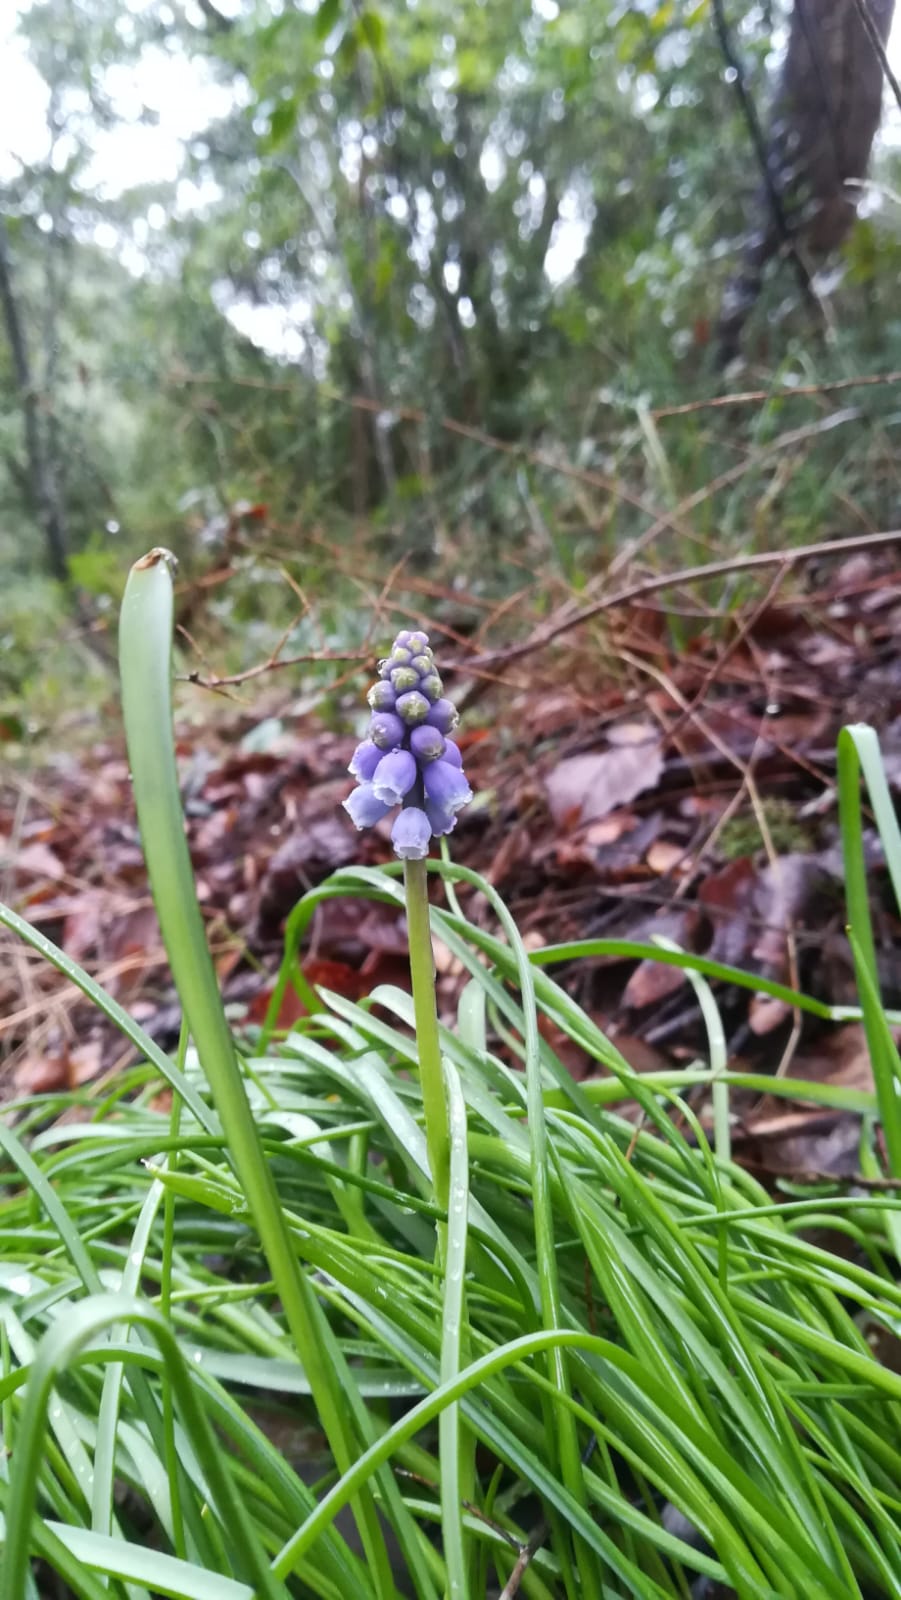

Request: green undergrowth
left=2, top=567, right=901, bottom=1596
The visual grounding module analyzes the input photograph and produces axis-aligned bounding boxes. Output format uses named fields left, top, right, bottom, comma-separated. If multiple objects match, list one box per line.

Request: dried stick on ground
left=456, top=527, right=901, bottom=678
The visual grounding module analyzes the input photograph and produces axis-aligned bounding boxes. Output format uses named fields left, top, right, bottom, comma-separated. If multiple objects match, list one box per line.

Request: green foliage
left=2, top=0, right=901, bottom=644
left=0, top=577, right=112, bottom=737
left=719, top=798, right=814, bottom=859
left=5, top=702, right=901, bottom=1594
left=6, top=572, right=901, bottom=1592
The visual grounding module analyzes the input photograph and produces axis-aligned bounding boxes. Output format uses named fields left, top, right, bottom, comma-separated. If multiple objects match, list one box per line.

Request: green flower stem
left=118, top=550, right=393, bottom=1598
left=404, top=858, right=450, bottom=1221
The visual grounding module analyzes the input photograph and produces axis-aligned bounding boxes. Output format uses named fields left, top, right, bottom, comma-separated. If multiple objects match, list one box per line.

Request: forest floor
left=3, top=538, right=901, bottom=1186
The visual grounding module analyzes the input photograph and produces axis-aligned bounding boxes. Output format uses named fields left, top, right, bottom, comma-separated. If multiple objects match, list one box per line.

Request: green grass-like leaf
left=7, top=586, right=901, bottom=1600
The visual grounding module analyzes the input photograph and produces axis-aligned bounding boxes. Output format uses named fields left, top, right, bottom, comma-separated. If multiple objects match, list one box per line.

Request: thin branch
left=172, top=361, right=901, bottom=421
left=179, top=646, right=370, bottom=691
left=455, top=527, right=901, bottom=675
left=849, top=0, right=901, bottom=112
left=661, top=562, right=792, bottom=748
left=651, top=368, right=901, bottom=419
left=497, top=1520, right=548, bottom=1600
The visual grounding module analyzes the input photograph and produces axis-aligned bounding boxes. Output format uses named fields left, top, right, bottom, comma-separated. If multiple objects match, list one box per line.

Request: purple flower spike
left=349, top=739, right=383, bottom=780
left=410, top=725, right=446, bottom=763
left=425, top=698, right=459, bottom=734
left=395, top=690, right=431, bottom=725
left=345, top=628, right=468, bottom=859
left=425, top=799, right=458, bottom=837
left=424, top=759, right=472, bottom=813
left=372, top=749, right=417, bottom=804
left=369, top=711, right=405, bottom=750
left=344, top=783, right=392, bottom=829
left=391, top=807, right=431, bottom=860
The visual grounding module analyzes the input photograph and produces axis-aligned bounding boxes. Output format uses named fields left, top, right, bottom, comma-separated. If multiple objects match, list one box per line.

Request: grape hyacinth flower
left=344, top=629, right=471, bottom=859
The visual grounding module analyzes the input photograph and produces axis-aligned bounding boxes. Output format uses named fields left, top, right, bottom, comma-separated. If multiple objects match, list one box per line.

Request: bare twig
left=455, top=527, right=901, bottom=675
left=651, top=369, right=901, bottom=419
left=179, top=646, right=370, bottom=691
left=661, top=562, right=792, bottom=754
left=849, top=0, right=901, bottom=112
left=392, top=1468, right=522, bottom=1551
left=497, top=1520, right=548, bottom=1600
left=0, top=938, right=236, bottom=1039
left=605, top=408, right=861, bottom=583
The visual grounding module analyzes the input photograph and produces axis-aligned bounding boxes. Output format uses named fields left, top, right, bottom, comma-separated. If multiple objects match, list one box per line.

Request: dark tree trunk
left=0, top=212, right=70, bottom=581
left=717, top=0, right=896, bottom=363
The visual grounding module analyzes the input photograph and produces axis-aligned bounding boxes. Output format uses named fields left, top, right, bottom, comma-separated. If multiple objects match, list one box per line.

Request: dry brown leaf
left=622, top=911, right=699, bottom=1009
left=545, top=742, right=663, bottom=828
left=62, top=889, right=110, bottom=962
left=622, top=958, right=688, bottom=1010
left=583, top=812, right=638, bottom=846
left=70, top=1040, right=103, bottom=1085
left=606, top=719, right=660, bottom=747
left=789, top=1024, right=878, bottom=1096
left=747, top=993, right=793, bottom=1036
left=604, top=1031, right=671, bottom=1074
left=752, top=854, right=834, bottom=972
left=7, top=841, right=67, bottom=881
left=701, top=857, right=757, bottom=969
left=12, top=1051, right=70, bottom=1095
left=646, top=840, right=686, bottom=875
left=537, top=1015, right=591, bottom=1079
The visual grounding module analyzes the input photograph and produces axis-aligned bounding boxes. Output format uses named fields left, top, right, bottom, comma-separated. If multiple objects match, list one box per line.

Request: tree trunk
left=717, top=0, right=895, bottom=363
left=0, top=213, right=70, bottom=581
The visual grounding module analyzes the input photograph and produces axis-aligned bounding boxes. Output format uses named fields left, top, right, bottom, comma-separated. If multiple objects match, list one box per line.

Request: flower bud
left=390, top=666, right=420, bottom=693
left=419, top=673, right=443, bottom=702
left=367, top=680, right=396, bottom=711
left=425, top=698, right=458, bottom=734
left=410, top=725, right=446, bottom=763
left=441, top=739, right=463, bottom=769
left=369, top=711, right=405, bottom=750
left=395, top=690, right=431, bottom=725
left=410, top=653, right=433, bottom=675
